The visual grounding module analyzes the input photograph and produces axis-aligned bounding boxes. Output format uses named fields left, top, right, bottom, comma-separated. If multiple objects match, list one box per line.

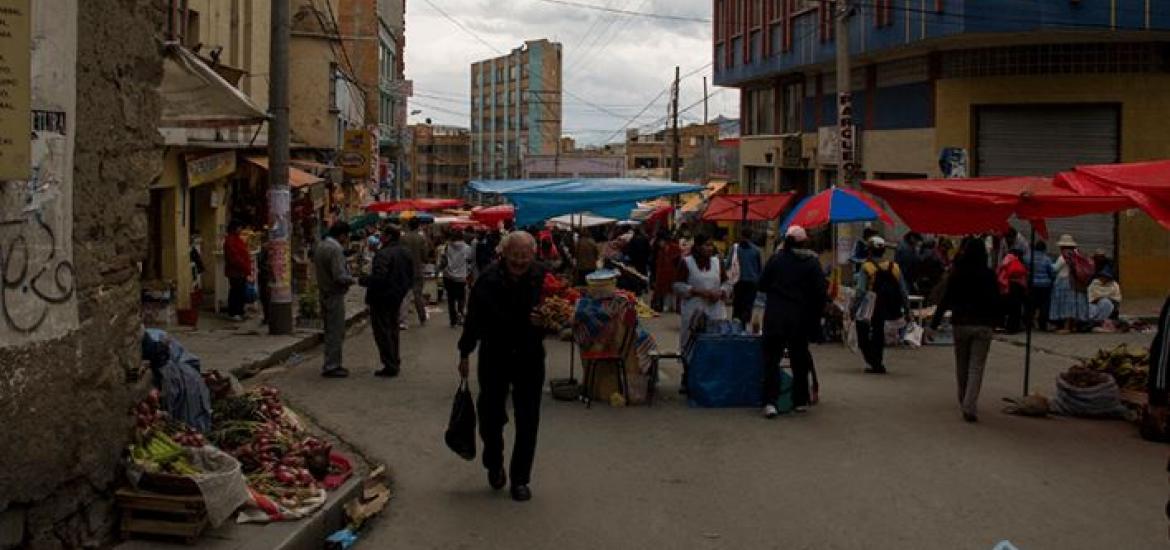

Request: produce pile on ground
left=209, top=387, right=334, bottom=509
left=1060, top=366, right=1113, bottom=389
left=1071, top=344, right=1149, bottom=392
left=127, top=389, right=204, bottom=475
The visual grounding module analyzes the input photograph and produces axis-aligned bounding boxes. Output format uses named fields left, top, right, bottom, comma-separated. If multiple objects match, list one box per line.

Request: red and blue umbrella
left=781, top=187, right=894, bottom=230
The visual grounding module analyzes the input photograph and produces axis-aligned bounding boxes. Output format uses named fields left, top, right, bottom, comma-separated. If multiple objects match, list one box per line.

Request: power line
left=420, top=0, right=503, bottom=55
left=534, top=0, right=711, bottom=23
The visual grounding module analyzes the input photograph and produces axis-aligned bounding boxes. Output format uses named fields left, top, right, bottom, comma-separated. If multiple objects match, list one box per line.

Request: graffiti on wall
left=1, top=130, right=78, bottom=344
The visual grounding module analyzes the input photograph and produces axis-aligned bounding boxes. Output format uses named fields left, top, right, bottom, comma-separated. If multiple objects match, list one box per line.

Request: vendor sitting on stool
left=1087, top=268, right=1122, bottom=331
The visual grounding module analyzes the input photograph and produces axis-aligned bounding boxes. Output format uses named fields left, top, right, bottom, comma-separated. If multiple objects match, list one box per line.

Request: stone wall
left=0, top=1, right=164, bottom=548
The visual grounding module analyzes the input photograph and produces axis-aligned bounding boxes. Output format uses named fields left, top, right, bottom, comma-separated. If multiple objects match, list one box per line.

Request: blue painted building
left=713, top=0, right=1170, bottom=298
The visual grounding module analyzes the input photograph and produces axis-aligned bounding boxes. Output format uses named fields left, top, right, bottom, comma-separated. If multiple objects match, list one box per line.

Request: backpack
left=1068, top=251, right=1095, bottom=291
left=870, top=262, right=905, bottom=320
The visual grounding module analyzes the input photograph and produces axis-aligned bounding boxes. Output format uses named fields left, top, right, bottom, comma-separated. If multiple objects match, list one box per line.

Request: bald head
left=501, top=231, right=537, bottom=278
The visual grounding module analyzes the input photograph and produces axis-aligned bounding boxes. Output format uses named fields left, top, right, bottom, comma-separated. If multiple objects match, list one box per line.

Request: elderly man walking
left=457, top=232, right=546, bottom=502
left=314, top=222, right=356, bottom=378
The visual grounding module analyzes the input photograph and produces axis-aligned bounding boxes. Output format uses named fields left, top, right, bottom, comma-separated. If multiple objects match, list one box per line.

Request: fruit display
left=1073, top=344, right=1149, bottom=392
left=535, top=296, right=575, bottom=332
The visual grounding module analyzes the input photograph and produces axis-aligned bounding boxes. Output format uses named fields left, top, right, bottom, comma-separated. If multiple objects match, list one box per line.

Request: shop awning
left=548, top=213, right=618, bottom=228
left=862, top=176, right=1135, bottom=235
left=680, top=180, right=730, bottom=213
left=469, top=205, right=516, bottom=226
left=159, top=45, right=268, bottom=128
left=245, top=157, right=323, bottom=188
left=468, top=179, right=703, bottom=226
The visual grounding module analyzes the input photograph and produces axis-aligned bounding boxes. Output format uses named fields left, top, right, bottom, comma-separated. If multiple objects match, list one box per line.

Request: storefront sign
left=837, top=92, right=858, bottom=184
left=186, top=151, right=236, bottom=187
left=341, top=128, right=372, bottom=178
left=0, top=0, right=32, bottom=180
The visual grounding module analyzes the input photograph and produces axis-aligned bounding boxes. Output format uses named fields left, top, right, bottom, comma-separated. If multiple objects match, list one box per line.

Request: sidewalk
left=168, top=288, right=369, bottom=379
left=996, top=329, right=1156, bottom=361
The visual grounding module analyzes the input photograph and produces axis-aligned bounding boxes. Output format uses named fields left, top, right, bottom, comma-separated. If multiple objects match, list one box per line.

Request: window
left=510, top=66, right=518, bottom=80
left=780, top=81, right=802, bottom=133
left=743, top=86, right=776, bottom=135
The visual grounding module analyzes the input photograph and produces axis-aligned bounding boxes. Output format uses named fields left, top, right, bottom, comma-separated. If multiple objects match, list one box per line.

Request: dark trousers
left=445, top=279, right=466, bottom=326
left=763, top=328, right=813, bottom=407
left=478, top=360, right=545, bottom=486
left=1003, top=284, right=1027, bottom=333
left=856, top=319, right=886, bottom=371
left=732, top=281, right=758, bottom=326
left=370, top=303, right=402, bottom=372
left=227, top=277, right=247, bottom=317
left=1027, top=286, right=1052, bottom=331
left=321, top=293, right=346, bottom=372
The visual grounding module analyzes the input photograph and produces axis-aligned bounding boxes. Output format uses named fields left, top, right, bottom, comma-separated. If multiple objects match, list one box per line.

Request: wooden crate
left=116, top=488, right=208, bottom=545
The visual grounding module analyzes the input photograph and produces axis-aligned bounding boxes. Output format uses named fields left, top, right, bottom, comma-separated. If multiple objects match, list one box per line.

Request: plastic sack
left=774, top=368, right=794, bottom=413
left=686, top=335, right=764, bottom=408
left=853, top=291, right=877, bottom=322
left=901, top=322, right=925, bottom=348
left=1049, top=375, right=1128, bottom=419
left=126, top=445, right=250, bottom=528
left=445, top=378, right=477, bottom=460
left=884, top=319, right=907, bottom=346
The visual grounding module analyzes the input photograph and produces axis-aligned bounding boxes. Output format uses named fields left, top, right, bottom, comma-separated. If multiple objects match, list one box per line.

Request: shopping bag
left=444, top=378, right=476, bottom=461
left=884, top=319, right=907, bottom=346
left=901, top=321, right=925, bottom=348
left=853, top=291, right=877, bottom=322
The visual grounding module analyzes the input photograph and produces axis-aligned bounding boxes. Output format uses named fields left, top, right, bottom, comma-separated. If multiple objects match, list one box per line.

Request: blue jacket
left=732, top=242, right=764, bottom=284
left=1028, top=253, right=1055, bottom=288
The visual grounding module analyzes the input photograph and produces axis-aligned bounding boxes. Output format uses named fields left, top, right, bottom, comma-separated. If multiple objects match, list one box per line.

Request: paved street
left=250, top=311, right=1167, bottom=550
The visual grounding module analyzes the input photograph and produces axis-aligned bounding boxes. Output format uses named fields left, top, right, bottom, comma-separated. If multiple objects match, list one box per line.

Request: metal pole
left=670, top=65, right=681, bottom=183
left=1024, top=227, right=1036, bottom=395
left=267, top=0, right=293, bottom=335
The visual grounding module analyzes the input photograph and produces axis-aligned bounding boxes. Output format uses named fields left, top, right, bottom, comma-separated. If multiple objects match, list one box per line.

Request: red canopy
left=702, top=193, right=795, bottom=222
left=862, top=177, right=1135, bottom=235
left=470, top=205, right=515, bottom=226
left=366, top=199, right=463, bottom=213
left=1055, top=160, right=1170, bottom=230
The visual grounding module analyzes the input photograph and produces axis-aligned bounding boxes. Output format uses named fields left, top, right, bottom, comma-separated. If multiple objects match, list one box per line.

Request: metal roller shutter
left=976, top=105, right=1120, bottom=258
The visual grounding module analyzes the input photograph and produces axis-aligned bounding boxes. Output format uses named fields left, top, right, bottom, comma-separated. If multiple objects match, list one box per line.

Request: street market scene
left=4, top=1, right=1170, bottom=549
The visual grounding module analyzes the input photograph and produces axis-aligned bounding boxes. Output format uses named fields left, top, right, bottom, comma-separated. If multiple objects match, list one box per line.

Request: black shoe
left=963, top=412, right=979, bottom=423
left=322, top=367, right=350, bottom=378
left=488, top=469, right=507, bottom=491
left=374, top=368, right=399, bottom=378
left=510, top=484, right=532, bottom=502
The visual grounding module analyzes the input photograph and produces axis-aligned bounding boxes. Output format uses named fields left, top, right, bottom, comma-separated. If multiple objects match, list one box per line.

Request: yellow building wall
left=935, top=73, right=1170, bottom=299
left=186, top=0, right=269, bottom=110
left=290, top=36, right=336, bottom=149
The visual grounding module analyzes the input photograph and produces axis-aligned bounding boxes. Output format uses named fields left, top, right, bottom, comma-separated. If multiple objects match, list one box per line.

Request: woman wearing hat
left=1049, top=234, right=1090, bottom=334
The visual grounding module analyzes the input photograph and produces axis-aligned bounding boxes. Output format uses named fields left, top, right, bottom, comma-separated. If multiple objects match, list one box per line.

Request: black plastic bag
left=444, top=378, right=477, bottom=461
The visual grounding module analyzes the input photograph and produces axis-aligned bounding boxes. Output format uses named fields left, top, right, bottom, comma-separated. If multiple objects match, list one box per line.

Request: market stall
left=468, top=178, right=703, bottom=227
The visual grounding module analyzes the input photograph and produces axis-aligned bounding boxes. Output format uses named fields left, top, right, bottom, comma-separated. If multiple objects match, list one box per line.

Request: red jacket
left=224, top=233, right=252, bottom=279
left=997, top=253, right=1028, bottom=295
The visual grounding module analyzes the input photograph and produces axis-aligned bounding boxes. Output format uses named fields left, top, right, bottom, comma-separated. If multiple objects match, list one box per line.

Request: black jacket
left=361, top=243, right=415, bottom=308
left=759, top=248, right=828, bottom=336
left=459, top=264, right=546, bottom=368
left=931, top=267, right=999, bottom=329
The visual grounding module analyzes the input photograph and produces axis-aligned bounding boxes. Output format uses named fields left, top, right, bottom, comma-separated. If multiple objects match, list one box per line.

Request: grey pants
left=399, top=280, right=427, bottom=325
left=321, top=293, right=347, bottom=372
left=953, top=325, right=993, bottom=416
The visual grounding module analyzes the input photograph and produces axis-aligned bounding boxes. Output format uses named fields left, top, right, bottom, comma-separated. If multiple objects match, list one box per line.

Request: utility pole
left=836, top=0, right=856, bottom=188
left=702, top=76, right=711, bottom=182
left=266, top=0, right=293, bottom=335
left=670, top=65, right=680, bottom=183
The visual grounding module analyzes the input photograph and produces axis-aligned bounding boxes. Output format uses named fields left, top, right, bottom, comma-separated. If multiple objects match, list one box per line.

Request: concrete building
left=625, top=122, right=720, bottom=180
left=713, top=0, right=1170, bottom=298
left=407, top=124, right=471, bottom=198
left=1, top=1, right=164, bottom=546
left=337, top=0, right=409, bottom=195
left=470, top=39, right=563, bottom=180
left=291, top=0, right=367, bottom=152
left=522, top=152, right=627, bottom=179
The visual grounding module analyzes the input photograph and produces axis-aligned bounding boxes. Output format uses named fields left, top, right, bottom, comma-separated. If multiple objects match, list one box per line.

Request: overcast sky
left=405, top=0, right=737, bottom=145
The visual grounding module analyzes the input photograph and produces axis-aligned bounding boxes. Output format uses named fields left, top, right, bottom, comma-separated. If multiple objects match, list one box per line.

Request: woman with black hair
left=931, top=237, right=1001, bottom=422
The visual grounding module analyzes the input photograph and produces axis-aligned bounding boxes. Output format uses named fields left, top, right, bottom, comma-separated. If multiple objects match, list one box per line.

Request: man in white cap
left=854, top=235, right=909, bottom=374
left=759, top=225, right=828, bottom=418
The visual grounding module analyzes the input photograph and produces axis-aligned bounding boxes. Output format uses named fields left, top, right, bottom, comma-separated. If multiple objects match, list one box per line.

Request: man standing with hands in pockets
left=457, top=232, right=546, bottom=502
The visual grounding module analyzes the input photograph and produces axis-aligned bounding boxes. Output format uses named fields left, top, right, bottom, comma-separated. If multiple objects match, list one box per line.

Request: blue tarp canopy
left=468, top=179, right=703, bottom=226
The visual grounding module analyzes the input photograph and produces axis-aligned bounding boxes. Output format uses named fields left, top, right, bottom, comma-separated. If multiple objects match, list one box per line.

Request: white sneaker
left=399, top=323, right=408, bottom=331
left=794, top=405, right=808, bottom=414
left=763, top=404, right=779, bottom=419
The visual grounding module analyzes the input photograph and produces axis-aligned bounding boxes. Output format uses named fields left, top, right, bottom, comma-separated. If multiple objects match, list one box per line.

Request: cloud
left=405, top=0, right=736, bottom=145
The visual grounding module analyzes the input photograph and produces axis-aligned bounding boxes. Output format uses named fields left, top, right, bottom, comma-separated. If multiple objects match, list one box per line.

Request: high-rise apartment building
left=470, top=39, right=562, bottom=180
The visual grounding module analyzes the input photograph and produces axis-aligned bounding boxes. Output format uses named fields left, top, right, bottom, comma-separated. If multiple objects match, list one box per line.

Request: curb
left=230, top=307, right=370, bottom=380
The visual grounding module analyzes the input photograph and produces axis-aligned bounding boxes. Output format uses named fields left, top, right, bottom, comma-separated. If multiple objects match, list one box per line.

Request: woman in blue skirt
left=1049, top=234, right=1089, bottom=333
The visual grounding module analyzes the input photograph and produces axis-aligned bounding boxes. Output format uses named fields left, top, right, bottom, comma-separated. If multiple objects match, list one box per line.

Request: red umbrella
left=470, top=205, right=515, bottom=226
left=366, top=199, right=462, bottom=213
left=702, top=193, right=795, bottom=221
